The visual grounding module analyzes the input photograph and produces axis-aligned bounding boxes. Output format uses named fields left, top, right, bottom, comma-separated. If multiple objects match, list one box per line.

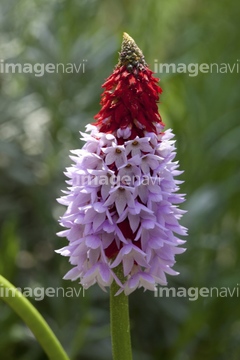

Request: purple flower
left=103, top=144, right=127, bottom=168
left=57, top=127, right=187, bottom=295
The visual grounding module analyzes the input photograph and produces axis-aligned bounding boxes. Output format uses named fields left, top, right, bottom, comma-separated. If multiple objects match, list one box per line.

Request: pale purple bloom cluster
left=57, top=124, right=187, bottom=295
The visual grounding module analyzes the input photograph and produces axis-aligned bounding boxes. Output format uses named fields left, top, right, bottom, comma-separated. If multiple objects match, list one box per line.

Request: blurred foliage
left=0, top=0, right=240, bottom=359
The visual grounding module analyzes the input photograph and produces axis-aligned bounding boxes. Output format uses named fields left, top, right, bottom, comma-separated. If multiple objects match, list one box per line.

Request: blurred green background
left=1, top=0, right=240, bottom=359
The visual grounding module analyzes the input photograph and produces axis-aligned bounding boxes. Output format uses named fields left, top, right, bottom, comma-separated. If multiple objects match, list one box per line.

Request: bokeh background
left=1, top=0, right=240, bottom=359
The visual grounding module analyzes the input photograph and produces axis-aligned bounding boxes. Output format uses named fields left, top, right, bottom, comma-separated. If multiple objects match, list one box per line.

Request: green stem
left=0, top=275, right=70, bottom=360
left=110, top=267, right=132, bottom=360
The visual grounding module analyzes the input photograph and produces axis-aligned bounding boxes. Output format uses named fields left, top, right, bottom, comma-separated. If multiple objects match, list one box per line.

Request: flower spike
left=57, top=33, right=187, bottom=295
